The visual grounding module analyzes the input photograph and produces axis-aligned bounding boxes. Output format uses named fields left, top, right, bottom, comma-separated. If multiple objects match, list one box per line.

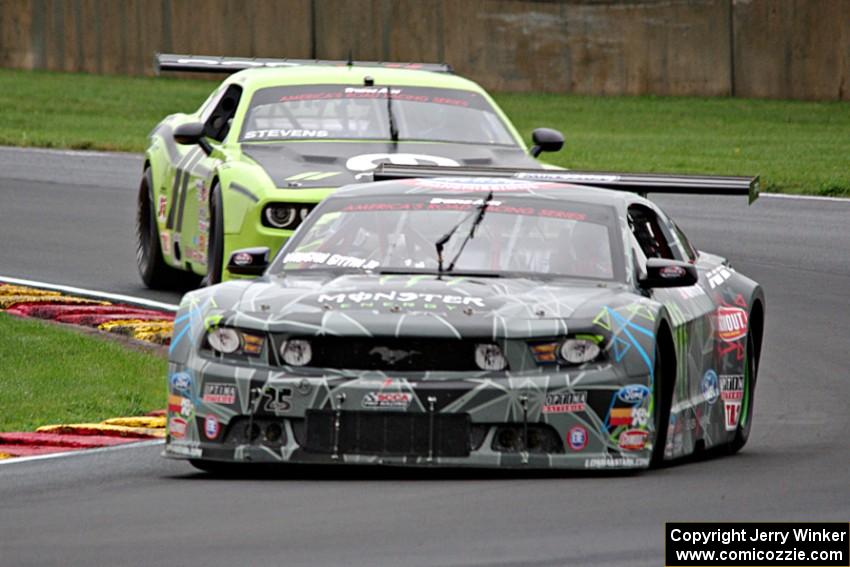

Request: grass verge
left=0, top=68, right=847, bottom=196
left=0, top=313, right=166, bottom=432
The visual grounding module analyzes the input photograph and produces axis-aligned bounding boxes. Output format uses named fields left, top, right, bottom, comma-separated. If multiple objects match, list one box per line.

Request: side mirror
left=226, top=247, right=270, bottom=277
left=639, top=258, right=698, bottom=289
left=530, top=128, right=564, bottom=157
left=173, top=122, right=212, bottom=155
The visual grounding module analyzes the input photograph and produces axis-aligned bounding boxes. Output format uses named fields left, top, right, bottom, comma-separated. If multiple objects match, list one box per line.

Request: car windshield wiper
left=386, top=86, right=399, bottom=142
left=434, top=191, right=494, bottom=276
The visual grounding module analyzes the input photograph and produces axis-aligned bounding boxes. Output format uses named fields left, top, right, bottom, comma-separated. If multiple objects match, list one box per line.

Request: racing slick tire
left=726, top=331, right=757, bottom=454
left=203, top=182, right=225, bottom=286
left=650, top=343, right=673, bottom=468
left=136, top=167, right=196, bottom=290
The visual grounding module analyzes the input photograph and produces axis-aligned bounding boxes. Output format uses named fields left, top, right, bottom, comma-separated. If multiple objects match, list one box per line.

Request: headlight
left=474, top=344, right=508, bottom=371
left=207, top=328, right=240, bottom=354
left=262, top=203, right=313, bottom=230
left=559, top=338, right=601, bottom=364
left=280, top=339, right=312, bottom=366
left=205, top=327, right=265, bottom=356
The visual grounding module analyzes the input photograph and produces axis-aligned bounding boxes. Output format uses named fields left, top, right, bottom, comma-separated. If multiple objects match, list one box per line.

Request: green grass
left=0, top=314, right=166, bottom=432
left=0, top=68, right=848, bottom=195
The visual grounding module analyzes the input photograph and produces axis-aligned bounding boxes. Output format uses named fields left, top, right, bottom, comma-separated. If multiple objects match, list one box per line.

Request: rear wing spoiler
left=373, top=165, right=760, bottom=204
left=154, top=53, right=453, bottom=75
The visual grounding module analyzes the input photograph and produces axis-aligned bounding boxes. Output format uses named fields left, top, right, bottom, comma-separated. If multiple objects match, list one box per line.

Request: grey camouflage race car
left=165, top=166, right=765, bottom=471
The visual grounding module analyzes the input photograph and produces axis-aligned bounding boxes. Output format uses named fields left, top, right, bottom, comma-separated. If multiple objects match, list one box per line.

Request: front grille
left=303, top=410, right=471, bottom=457
left=280, top=337, right=484, bottom=371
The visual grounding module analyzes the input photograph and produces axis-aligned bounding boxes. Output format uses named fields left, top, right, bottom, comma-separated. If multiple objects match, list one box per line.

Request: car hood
left=241, top=141, right=542, bottom=189
left=202, top=273, right=639, bottom=340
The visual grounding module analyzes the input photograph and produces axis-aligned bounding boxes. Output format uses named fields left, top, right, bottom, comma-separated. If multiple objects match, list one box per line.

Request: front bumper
left=164, top=358, right=654, bottom=470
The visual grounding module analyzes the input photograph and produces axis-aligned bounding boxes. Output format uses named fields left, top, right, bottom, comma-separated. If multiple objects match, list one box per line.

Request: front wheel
left=202, top=183, right=225, bottom=286
left=650, top=344, right=673, bottom=468
left=136, top=168, right=189, bottom=289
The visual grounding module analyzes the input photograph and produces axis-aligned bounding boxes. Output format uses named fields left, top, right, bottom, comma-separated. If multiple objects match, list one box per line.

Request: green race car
left=136, top=54, right=564, bottom=289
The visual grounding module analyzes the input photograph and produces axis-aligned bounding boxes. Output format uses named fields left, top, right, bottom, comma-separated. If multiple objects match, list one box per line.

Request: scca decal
left=362, top=392, right=412, bottom=409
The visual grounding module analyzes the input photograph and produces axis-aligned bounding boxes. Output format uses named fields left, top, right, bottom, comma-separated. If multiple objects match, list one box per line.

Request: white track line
left=0, top=275, right=179, bottom=312
left=0, top=145, right=139, bottom=159
left=0, top=439, right=164, bottom=466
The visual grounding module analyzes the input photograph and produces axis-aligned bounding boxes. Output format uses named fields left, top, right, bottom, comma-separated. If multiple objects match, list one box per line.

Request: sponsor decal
left=567, top=425, right=588, bottom=451
left=430, top=197, right=503, bottom=207
left=362, top=391, right=413, bottom=409
left=617, top=384, right=651, bottom=404
left=344, top=86, right=402, bottom=96
left=516, top=172, right=620, bottom=184
left=618, top=429, right=649, bottom=451
left=168, top=394, right=194, bottom=418
left=202, top=383, right=237, bottom=405
left=264, top=388, right=293, bottom=413
left=609, top=407, right=632, bottom=427
left=318, top=291, right=485, bottom=308
left=160, top=232, right=171, bottom=254
left=168, top=417, right=188, bottom=439
left=677, top=285, right=707, bottom=300
left=701, top=370, right=720, bottom=404
left=284, top=251, right=380, bottom=271
left=715, top=306, right=748, bottom=342
left=204, top=414, right=220, bottom=440
left=169, top=371, right=192, bottom=393
left=631, top=407, right=650, bottom=427
left=659, top=265, right=686, bottom=279
left=233, top=252, right=253, bottom=266
left=720, top=374, right=745, bottom=432
left=197, top=180, right=209, bottom=203
left=584, top=456, right=650, bottom=469
left=403, top=176, right=558, bottom=193
left=720, top=375, right=744, bottom=400
left=157, top=196, right=168, bottom=223
left=543, top=391, right=587, bottom=413
left=244, top=129, right=329, bottom=139
left=345, top=153, right=460, bottom=172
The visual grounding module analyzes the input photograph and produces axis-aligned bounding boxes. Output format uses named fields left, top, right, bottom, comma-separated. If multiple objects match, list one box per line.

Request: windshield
left=240, top=85, right=517, bottom=146
left=271, top=192, right=624, bottom=281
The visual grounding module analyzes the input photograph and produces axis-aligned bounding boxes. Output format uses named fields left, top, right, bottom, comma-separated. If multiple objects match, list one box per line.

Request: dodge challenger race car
left=136, top=54, right=564, bottom=289
left=165, top=166, right=764, bottom=472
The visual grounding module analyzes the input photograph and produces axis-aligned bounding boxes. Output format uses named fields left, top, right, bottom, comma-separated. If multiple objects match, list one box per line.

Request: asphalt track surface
left=1, top=147, right=849, bottom=566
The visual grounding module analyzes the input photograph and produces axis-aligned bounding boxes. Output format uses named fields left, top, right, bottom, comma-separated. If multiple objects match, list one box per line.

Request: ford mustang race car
left=136, top=54, right=563, bottom=289
left=164, top=166, right=764, bottom=472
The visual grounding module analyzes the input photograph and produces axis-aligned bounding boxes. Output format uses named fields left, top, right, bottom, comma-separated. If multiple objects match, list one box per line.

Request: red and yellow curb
left=0, top=412, right=167, bottom=460
left=0, top=283, right=175, bottom=345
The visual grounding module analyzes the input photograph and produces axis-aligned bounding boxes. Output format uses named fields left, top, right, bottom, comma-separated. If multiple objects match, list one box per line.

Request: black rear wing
left=155, top=53, right=453, bottom=75
left=373, top=165, right=760, bottom=204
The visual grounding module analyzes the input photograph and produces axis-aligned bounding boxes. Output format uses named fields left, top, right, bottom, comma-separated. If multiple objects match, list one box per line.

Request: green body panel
left=144, top=65, right=538, bottom=281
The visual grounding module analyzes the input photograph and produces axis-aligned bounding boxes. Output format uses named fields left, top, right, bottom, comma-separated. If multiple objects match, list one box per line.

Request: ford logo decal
left=616, top=384, right=650, bottom=404
left=170, top=372, right=192, bottom=392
